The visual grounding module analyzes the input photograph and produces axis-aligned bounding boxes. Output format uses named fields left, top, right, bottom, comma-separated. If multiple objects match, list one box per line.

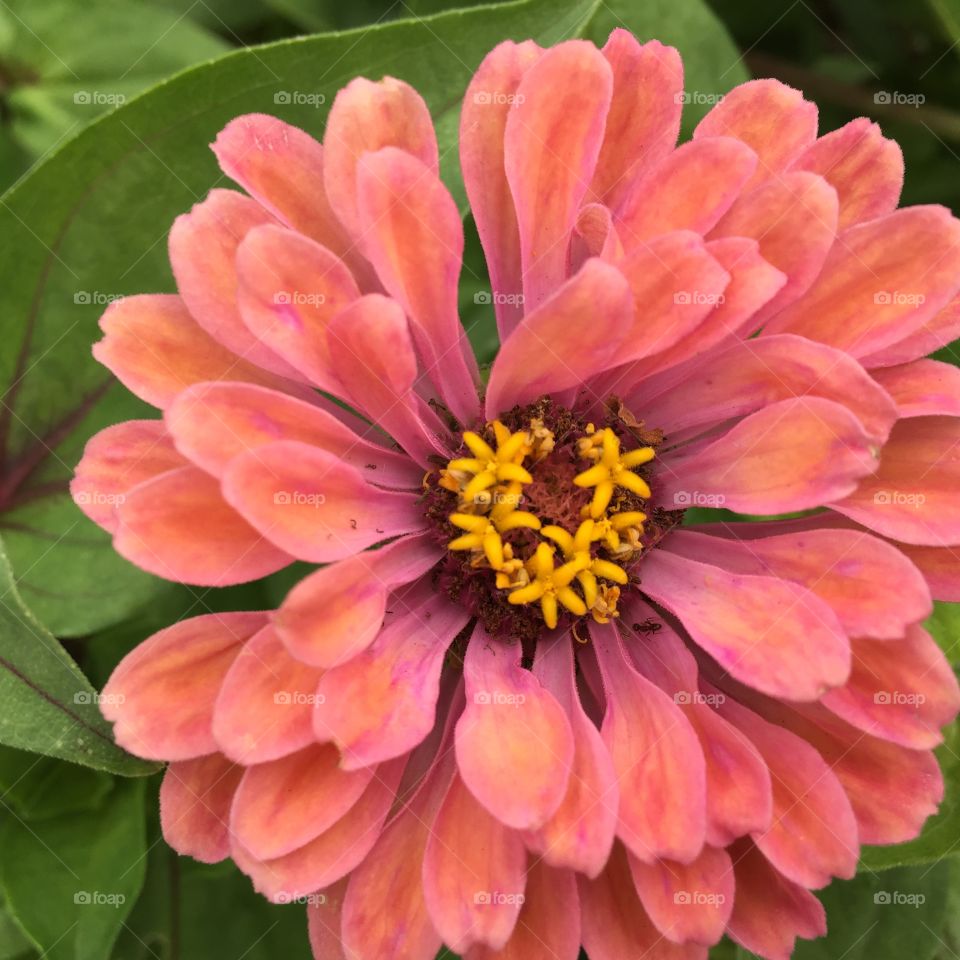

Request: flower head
left=73, top=28, right=960, bottom=960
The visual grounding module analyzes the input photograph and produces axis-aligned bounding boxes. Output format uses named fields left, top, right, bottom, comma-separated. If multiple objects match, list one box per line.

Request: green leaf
left=0, top=539, right=157, bottom=776
left=0, top=746, right=112, bottom=821
left=0, top=776, right=147, bottom=960
left=792, top=862, right=951, bottom=960
left=114, top=855, right=313, bottom=960
left=0, top=0, right=229, bottom=180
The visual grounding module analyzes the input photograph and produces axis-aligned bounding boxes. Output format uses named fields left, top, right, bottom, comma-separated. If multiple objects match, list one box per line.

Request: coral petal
left=456, top=628, right=574, bottom=830
left=642, top=549, right=850, bottom=701
left=160, top=753, right=243, bottom=863
left=221, top=440, right=424, bottom=563
left=212, top=624, right=323, bottom=764
left=101, top=612, right=265, bottom=760
left=115, top=466, right=292, bottom=585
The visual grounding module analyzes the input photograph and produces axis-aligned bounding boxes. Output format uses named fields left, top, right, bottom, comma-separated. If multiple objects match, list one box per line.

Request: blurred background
left=1, top=0, right=959, bottom=958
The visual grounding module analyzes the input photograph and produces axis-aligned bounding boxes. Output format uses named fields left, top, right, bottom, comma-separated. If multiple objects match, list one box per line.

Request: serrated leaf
left=0, top=539, right=157, bottom=776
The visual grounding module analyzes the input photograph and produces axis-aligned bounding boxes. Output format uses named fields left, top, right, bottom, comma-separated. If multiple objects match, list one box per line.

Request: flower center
left=424, top=399, right=666, bottom=639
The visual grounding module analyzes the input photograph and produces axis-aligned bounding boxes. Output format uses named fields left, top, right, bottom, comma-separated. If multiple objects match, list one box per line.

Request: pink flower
left=73, top=30, right=960, bottom=960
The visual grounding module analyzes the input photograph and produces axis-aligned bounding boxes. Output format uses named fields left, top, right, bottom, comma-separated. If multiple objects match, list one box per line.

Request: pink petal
left=523, top=636, right=618, bottom=877
left=899, top=541, right=960, bottom=601
left=668, top=527, right=931, bottom=640
left=165, top=381, right=419, bottom=488
left=656, top=397, right=876, bottom=515
left=307, top=879, right=348, bottom=960
left=313, top=593, right=469, bottom=768
left=860, top=296, right=960, bottom=368
left=694, top=79, right=817, bottom=187
left=618, top=236, right=786, bottom=392
left=212, top=623, right=323, bottom=764
left=355, top=147, right=479, bottom=424
left=275, top=535, right=442, bottom=668
left=461, top=40, right=543, bottom=339
left=485, top=258, right=632, bottom=417
left=221, top=440, right=424, bottom=563
left=592, top=623, right=706, bottom=863
left=871, top=359, right=960, bottom=418
left=93, top=294, right=298, bottom=409
left=641, top=549, right=850, bottom=701
left=709, top=171, right=838, bottom=324
left=341, top=749, right=454, bottom=960
left=232, top=757, right=405, bottom=902
left=456, top=628, right=574, bottom=830
left=786, top=704, right=944, bottom=845
left=72, top=420, right=185, bottom=533
left=114, top=465, right=292, bottom=585
left=159, top=753, right=243, bottom=863
left=168, top=190, right=302, bottom=378
left=234, top=223, right=360, bottom=392
left=504, top=41, right=613, bottom=308
left=212, top=113, right=373, bottom=287
left=790, top=117, right=903, bottom=228
left=832, top=416, right=960, bottom=545
left=101, top=612, right=265, bottom=760
left=630, top=845, right=734, bottom=946
left=642, top=333, right=898, bottom=446
left=606, top=231, right=730, bottom=367
left=589, top=32, right=683, bottom=212
left=570, top=203, right=623, bottom=268
left=616, top=137, right=756, bottom=249
left=726, top=839, right=826, bottom=960
left=322, top=76, right=438, bottom=238
left=327, top=294, right=454, bottom=467
left=579, top=843, right=707, bottom=960
left=620, top=611, right=773, bottom=847
left=822, top=625, right=960, bottom=748
left=466, top=860, right=580, bottom=960
left=718, top=697, right=859, bottom=888
left=764, top=205, right=960, bottom=357
left=230, top=743, right=375, bottom=860
left=422, top=772, right=527, bottom=953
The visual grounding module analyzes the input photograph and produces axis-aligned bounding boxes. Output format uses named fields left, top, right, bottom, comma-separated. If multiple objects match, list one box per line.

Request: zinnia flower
left=73, top=29, right=960, bottom=960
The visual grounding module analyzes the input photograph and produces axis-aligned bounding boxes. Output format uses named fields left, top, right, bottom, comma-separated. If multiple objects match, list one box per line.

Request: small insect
left=633, top=618, right=662, bottom=634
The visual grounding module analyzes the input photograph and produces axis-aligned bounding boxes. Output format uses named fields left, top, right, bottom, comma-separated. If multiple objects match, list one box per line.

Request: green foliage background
left=0, top=0, right=958, bottom=957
